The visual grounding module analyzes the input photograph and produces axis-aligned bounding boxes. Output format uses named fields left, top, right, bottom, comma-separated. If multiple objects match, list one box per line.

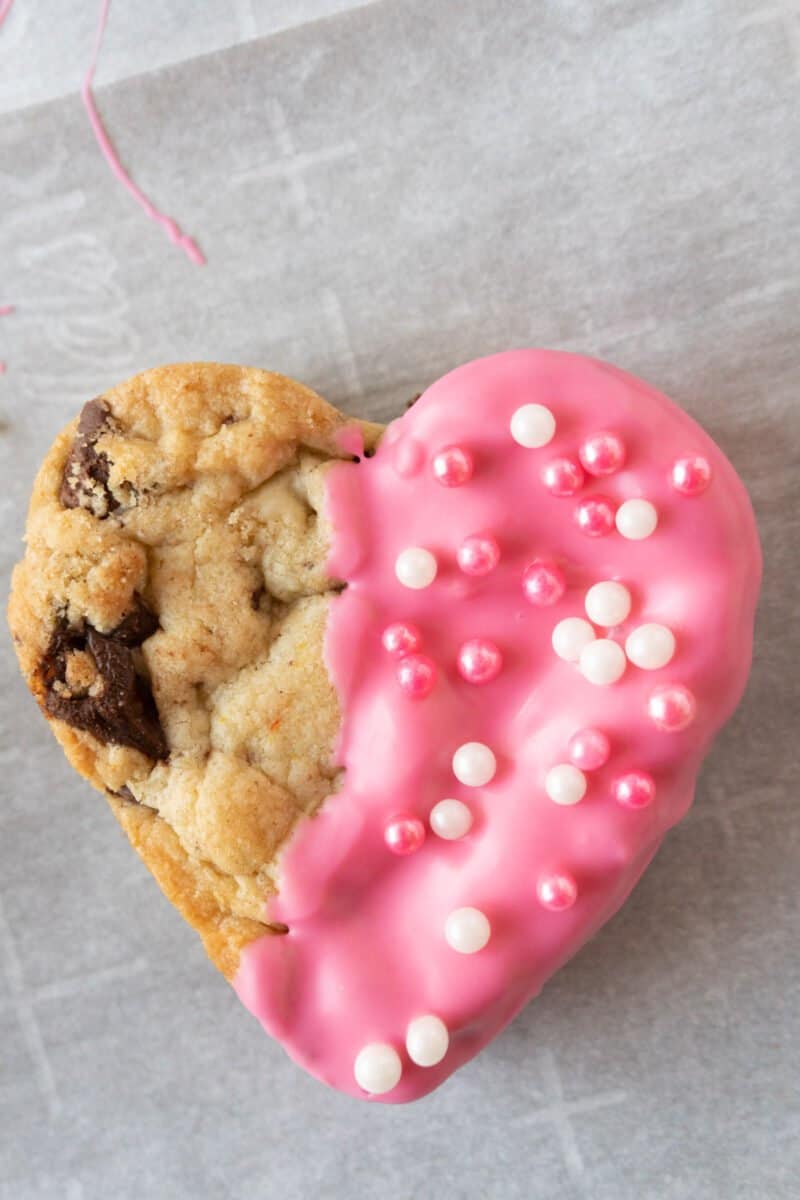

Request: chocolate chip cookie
left=8, top=363, right=378, bottom=978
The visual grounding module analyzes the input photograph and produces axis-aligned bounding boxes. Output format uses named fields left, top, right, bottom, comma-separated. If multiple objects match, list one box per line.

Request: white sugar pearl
left=552, top=617, right=596, bottom=662
left=452, top=742, right=496, bottom=787
left=395, top=547, right=437, bottom=589
left=430, top=799, right=473, bottom=840
left=625, top=623, right=676, bottom=670
left=510, top=403, right=556, bottom=448
left=354, top=1043, right=402, bottom=1094
left=579, top=638, right=626, bottom=685
left=585, top=581, right=631, bottom=627
left=545, top=763, right=587, bottom=806
left=445, top=907, right=491, bottom=953
left=406, top=1015, right=450, bottom=1067
left=615, top=498, right=658, bottom=540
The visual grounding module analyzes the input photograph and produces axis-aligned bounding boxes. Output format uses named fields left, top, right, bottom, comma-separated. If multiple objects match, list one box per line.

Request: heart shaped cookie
left=8, top=352, right=760, bottom=1103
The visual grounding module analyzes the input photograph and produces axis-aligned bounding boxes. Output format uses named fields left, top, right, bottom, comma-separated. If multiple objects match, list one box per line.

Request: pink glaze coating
left=234, top=350, right=761, bottom=1103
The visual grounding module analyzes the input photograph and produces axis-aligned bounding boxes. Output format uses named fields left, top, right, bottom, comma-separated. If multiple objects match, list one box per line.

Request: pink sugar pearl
left=522, top=560, right=566, bottom=606
left=432, top=445, right=474, bottom=487
left=384, top=814, right=426, bottom=855
left=537, top=872, right=578, bottom=912
left=579, top=432, right=626, bottom=476
left=613, top=770, right=656, bottom=809
left=671, top=455, right=712, bottom=496
left=567, top=727, right=610, bottom=771
left=382, top=622, right=422, bottom=657
left=541, top=457, right=585, bottom=497
left=457, top=638, right=503, bottom=684
left=648, top=684, right=697, bottom=731
left=457, top=533, right=500, bottom=576
left=396, top=653, right=437, bottom=698
left=575, top=496, right=617, bottom=537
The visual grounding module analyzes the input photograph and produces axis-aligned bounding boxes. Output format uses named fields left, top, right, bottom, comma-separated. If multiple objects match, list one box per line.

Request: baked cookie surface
left=8, top=363, right=377, bottom=978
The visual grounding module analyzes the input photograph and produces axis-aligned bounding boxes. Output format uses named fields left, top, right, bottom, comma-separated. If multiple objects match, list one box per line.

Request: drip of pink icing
left=235, top=350, right=761, bottom=1102
left=0, top=0, right=14, bottom=29
left=82, top=0, right=205, bottom=266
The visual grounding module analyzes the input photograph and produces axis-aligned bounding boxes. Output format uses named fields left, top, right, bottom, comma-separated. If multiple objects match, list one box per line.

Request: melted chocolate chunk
left=110, top=595, right=160, bottom=645
left=59, top=398, right=119, bottom=517
left=40, top=598, right=167, bottom=761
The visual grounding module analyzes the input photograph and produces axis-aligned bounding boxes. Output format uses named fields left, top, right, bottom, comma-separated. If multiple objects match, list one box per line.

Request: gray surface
left=0, top=1, right=798, bottom=1198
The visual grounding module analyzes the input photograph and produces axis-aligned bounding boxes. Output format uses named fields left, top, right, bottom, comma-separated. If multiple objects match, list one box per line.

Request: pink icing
left=83, top=0, right=205, bottom=266
left=0, top=0, right=14, bottom=28
left=234, top=350, right=761, bottom=1103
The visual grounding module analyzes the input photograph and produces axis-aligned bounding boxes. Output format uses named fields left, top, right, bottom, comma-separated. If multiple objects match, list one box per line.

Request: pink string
left=0, top=0, right=14, bottom=29
left=82, top=0, right=205, bottom=265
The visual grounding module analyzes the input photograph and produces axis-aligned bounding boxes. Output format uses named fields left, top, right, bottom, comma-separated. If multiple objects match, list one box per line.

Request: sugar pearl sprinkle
left=585, top=580, right=631, bottom=627
left=430, top=798, right=473, bottom=840
left=395, top=547, right=437, bottom=589
left=616, top=498, right=658, bottom=540
left=545, top=764, right=587, bottom=806
left=445, top=907, right=491, bottom=953
left=382, top=621, right=422, bottom=657
left=384, top=814, right=426, bottom=855
left=432, top=444, right=474, bottom=487
left=579, top=431, right=626, bottom=476
left=613, top=771, right=656, bottom=809
left=567, top=727, right=610, bottom=770
left=510, top=403, right=556, bottom=448
left=552, top=617, right=595, bottom=662
left=579, top=638, right=627, bottom=685
left=396, top=653, right=437, bottom=697
left=523, top=560, right=566, bottom=606
left=457, top=638, right=503, bottom=684
left=625, top=624, right=676, bottom=670
left=542, top=457, right=584, bottom=497
left=537, top=873, right=578, bottom=912
left=648, top=684, right=697, bottom=731
left=452, top=742, right=497, bottom=787
left=406, top=1015, right=450, bottom=1067
left=575, top=496, right=616, bottom=537
left=671, top=455, right=712, bottom=496
left=247, top=350, right=760, bottom=1103
left=457, top=533, right=500, bottom=576
left=354, top=1043, right=403, bottom=1094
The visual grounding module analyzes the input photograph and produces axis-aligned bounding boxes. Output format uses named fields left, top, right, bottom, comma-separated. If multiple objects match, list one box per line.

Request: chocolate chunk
left=110, top=595, right=159, bottom=646
left=40, top=599, right=167, bottom=761
left=405, top=392, right=422, bottom=410
left=59, top=398, right=120, bottom=517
